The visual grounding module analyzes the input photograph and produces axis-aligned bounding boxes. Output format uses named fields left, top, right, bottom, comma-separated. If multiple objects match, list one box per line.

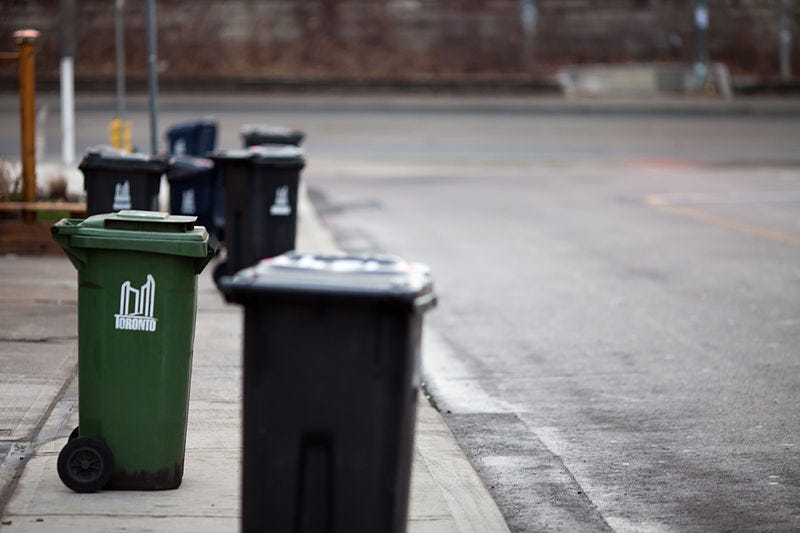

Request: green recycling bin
left=51, top=210, right=214, bottom=492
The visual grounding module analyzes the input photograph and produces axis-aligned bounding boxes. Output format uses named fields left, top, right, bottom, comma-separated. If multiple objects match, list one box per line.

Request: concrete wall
left=0, top=0, right=797, bottom=87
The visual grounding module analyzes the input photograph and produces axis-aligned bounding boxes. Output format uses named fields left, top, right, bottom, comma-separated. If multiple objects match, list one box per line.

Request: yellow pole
left=13, top=29, right=39, bottom=222
left=110, top=117, right=121, bottom=149
left=123, top=120, right=132, bottom=152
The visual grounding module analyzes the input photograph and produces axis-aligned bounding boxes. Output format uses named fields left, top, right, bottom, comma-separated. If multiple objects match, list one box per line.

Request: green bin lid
left=52, top=210, right=210, bottom=261
left=220, top=252, right=436, bottom=310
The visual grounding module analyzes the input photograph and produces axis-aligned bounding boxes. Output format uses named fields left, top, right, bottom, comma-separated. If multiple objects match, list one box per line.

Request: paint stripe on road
left=647, top=190, right=800, bottom=206
left=644, top=195, right=800, bottom=248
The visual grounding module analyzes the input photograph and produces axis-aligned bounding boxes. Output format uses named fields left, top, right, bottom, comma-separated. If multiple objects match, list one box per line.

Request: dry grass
left=45, top=176, right=69, bottom=201
left=0, top=161, right=16, bottom=201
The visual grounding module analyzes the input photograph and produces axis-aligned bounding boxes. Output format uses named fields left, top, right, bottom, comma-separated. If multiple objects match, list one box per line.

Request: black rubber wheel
left=68, top=426, right=79, bottom=442
left=57, top=436, right=114, bottom=493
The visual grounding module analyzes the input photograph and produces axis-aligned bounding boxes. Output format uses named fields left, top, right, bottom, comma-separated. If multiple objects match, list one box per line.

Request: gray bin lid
left=220, top=253, right=436, bottom=310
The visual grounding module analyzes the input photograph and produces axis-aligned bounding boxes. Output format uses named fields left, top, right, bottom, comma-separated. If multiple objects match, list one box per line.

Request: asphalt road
left=2, top=94, right=799, bottom=531
left=304, top=120, right=800, bottom=531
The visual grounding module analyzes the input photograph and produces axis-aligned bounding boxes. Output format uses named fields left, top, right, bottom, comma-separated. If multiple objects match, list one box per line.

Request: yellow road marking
left=645, top=195, right=800, bottom=248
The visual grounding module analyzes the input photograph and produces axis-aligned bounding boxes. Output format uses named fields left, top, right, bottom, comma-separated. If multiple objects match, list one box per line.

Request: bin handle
left=196, top=240, right=217, bottom=274
left=413, top=291, right=437, bottom=313
left=51, top=219, right=88, bottom=269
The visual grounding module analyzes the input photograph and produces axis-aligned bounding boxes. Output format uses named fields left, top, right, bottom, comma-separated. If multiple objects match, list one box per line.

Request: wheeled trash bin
left=220, top=253, right=436, bottom=533
left=166, top=156, right=221, bottom=240
left=210, top=145, right=305, bottom=281
left=51, top=210, right=215, bottom=492
left=166, top=119, right=218, bottom=156
left=79, top=147, right=168, bottom=216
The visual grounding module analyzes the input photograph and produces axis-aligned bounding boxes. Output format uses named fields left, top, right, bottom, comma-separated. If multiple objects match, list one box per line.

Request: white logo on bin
left=270, top=185, right=291, bottom=216
left=114, top=274, right=157, bottom=332
left=112, top=180, right=132, bottom=211
left=181, top=188, right=196, bottom=214
left=174, top=138, right=187, bottom=155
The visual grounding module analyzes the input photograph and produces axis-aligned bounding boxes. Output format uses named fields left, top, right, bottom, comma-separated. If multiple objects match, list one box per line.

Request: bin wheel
left=212, top=261, right=228, bottom=286
left=57, top=437, right=114, bottom=493
left=68, top=426, right=79, bottom=442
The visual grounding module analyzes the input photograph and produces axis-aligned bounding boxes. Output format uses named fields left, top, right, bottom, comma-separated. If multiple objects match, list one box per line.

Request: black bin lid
left=166, top=155, right=215, bottom=181
left=209, top=145, right=305, bottom=170
left=167, top=118, right=217, bottom=135
left=220, top=252, right=436, bottom=310
left=251, top=144, right=305, bottom=169
left=78, top=146, right=169, bottom=173
left=241, top=124, right=305, bottom=146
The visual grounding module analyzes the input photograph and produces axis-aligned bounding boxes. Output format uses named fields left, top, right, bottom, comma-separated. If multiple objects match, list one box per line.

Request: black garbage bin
left=166, top=156, right=220, bottom=239
left=241, top=124, right=304, bottom=148
left=220, top=253, right=437, bottom=533
left=210, top=145, right=305, bottom=279
left=79, top=147, right=168, bottom=216
left=166, top=119, right=218, bottom=156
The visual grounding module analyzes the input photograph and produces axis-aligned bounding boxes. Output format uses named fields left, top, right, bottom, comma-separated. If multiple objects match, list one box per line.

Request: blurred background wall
left=0, top=0, right=798, bottom=90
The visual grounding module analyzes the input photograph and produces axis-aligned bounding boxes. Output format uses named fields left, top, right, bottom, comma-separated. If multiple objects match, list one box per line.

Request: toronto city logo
left=112, top=180, right=132, bottom=210
left=115, top=274, right=157, bottom=332
left=181, top=188, right=196, bottom=214
left=173, top=138, right=187, bottom=155
left=270, top=185, right=291, bottom=216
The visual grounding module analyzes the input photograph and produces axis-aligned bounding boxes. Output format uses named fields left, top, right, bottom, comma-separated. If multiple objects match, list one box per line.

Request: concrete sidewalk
left=0, top=190, right=509, bottom=532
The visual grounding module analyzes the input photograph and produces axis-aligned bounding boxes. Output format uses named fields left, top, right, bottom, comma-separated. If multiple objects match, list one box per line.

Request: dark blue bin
left=166, top=156, right=220, bottom=239
left=166, top=119, right=218, bottom=156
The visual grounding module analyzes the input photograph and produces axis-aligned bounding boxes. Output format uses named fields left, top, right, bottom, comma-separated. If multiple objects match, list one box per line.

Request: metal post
left=115, top=0, right=126, bottom=118
left=146, top=0, right=159, bottom=155
left=60, top=58, right=75, bottom=166
left=520, top=0, right=537, bottom=71
left=60, top=0, right=76, bottom=166
left=693, top=0, right=710, bottom=90
left=780, top=0, right=792, bottom=80
left=14, top=29, right=39, bottom=222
